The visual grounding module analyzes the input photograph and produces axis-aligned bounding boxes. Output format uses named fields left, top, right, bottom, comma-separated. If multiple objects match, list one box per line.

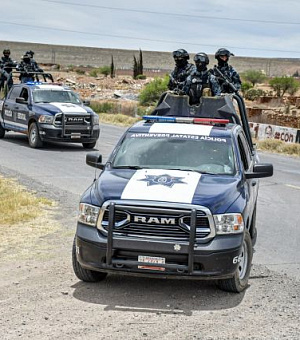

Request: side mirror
left=86, top=152, right=104, bottom=169
left=16, top=97, right=27, bottom=104
left=83, top=100, right=90, bottom=106
left=245, top=163, right=273, bottom=179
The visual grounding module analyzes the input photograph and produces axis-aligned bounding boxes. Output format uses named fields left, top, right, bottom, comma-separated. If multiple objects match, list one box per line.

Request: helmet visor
left=195, top=55, right=207, bottom=63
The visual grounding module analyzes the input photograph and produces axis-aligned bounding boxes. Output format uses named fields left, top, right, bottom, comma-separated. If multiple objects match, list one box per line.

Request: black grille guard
left=103, top=201, right=215, bottom=275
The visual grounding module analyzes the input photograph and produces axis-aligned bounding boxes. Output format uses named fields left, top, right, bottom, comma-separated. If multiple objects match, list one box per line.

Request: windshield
left=112, top=132, right=236, bottom=175
left=32, top=90, right=82, bottom=104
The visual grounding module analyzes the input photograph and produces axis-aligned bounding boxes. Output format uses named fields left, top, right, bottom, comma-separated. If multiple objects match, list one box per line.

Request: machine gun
left=213, top=66, right=238, bottom=94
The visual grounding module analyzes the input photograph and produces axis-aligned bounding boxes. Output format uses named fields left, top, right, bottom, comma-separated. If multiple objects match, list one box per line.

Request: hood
left=33, top=102, right=89, bottom=116
left=90, top=168, right=243, bottom=214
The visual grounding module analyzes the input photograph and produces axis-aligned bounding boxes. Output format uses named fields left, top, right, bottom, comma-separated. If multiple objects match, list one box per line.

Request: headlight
left=78, top=203, right=100, bottom=226
left=38, top=115, right=54, bottom=124
left=92, top=114, right=99, bottom=125
left=214, top=213, right=244, bottom=234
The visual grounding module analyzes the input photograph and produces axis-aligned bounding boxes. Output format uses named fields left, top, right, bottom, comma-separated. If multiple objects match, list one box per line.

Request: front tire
left=28, top=122, right=43, bottom=148
left=217, top=230, right=253, bottom=293
left=72, top=237, right=107, bottom=282
left=82, top=142, right=96, bottom=149
left=0, top=122, right=5, bottom=138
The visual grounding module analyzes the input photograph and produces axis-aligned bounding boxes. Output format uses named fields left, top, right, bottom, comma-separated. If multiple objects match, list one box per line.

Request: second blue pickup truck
left=0, top=82, right=100, bottom=148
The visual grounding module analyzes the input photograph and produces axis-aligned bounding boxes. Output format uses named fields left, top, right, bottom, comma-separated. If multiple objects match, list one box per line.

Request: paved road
left=1, top=124, right=299, bottom=339
left=1, top=124, right=300, bottom=281
left=1, top=125, right=299, bottom=280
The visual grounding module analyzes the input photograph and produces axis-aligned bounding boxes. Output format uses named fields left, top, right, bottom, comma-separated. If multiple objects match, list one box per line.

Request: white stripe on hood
left=121, top=169, right=201, bottom=203
left=50, top=102, right=87, bottom=114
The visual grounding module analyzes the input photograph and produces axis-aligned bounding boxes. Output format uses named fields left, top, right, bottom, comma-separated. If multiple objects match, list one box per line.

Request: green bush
left=244, top=88, right=267, bottom=101
left=269, top=76, right=300, bottom=97
left=241, top=82, right=253, bottom=96
left=90, top=101, right=116, bottom=113
left=241, top=70, right=266, bottom=86
left=75, top=69, right=85, bottom=75
left=136, top=74, right=147, bottom=80
left=99, top=66, right=110, bottom=77
left=89, top=69, right=98, bottom=77
left=138, top=76, right=169, bottom=105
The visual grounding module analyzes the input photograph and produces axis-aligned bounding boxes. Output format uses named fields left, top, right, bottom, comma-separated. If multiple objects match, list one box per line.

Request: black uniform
left=212, top=48, right=241, bottom=93
left=17, top=55, right=40, bottom=83
left=0, top=50, right=17, bottom=91
left=184, top=53, right=221, bottom=105
left=168, top=49, right=195, bottom=91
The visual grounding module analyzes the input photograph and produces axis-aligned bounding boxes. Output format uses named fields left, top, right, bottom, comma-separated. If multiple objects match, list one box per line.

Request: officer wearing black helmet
left=212, top=48, right=241, bottom=93
left=17, top=54, right=39, bottom=83
left=168, top=49, right=195, bottom=91
left=0, top=49, right=17, bottom=91
left=184, top=52, right=221, bottom=105
left=26, top=50, right=43, bottom=72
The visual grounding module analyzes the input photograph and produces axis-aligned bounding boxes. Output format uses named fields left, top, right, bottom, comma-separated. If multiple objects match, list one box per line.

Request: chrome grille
left=54, top=114, right=91, bottom=126
left=99, top=205, right=212, bottom=240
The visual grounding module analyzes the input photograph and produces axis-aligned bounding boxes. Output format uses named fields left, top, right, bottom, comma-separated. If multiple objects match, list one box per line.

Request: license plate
left=138, top=255, right=165, bottom=271
left=71, top=133, right=81, bottom=139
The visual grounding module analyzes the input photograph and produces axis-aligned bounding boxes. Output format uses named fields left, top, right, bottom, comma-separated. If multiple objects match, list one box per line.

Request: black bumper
left=75, top=222, right=244, bottom=280
left=38, top=124, right=100, bottom=143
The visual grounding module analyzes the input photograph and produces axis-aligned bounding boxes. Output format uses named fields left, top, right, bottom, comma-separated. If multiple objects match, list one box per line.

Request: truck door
left=2, top=85, right=23, bottom=131
left=14, top=87, right=30, bottom=134
left=237, top=132, right=257, bottom=220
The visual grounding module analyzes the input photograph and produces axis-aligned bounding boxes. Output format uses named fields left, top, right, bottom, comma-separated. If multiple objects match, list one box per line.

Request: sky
left=1, top=0, right=300, bottom=59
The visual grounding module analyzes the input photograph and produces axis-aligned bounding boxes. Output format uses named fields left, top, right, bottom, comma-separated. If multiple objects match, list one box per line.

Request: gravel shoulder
left=0, top=166, right=299, bottom=340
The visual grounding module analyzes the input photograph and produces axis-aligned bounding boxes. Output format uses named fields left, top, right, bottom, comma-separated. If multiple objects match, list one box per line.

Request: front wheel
left=72, top=237, right=107, bottom=282
left=28, top=122, right=43, bottom=148
left=217, top=230, right=253, bottom=293
left=0, top=122, right=5, bottom=138
left=82, top=141, right=96, bottom=149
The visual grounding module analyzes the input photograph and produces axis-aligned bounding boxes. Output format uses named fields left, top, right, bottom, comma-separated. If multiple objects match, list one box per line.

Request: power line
left=1, top=21, right=300, bottom=55
left=41, top=0, right=300, bottom=26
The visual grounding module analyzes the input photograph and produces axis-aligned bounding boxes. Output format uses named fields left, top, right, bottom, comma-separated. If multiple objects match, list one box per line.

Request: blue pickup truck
left=0, top=82, right=100, bottom=148
left=72, top=93, right=273, bottom=293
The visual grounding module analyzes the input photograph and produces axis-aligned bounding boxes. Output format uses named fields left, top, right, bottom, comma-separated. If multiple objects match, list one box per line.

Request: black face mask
left=196, top=62, right=207, bottom=72
left=174, top=58, right=187, bottom=68
left=218, top=56, right=228, bottom=67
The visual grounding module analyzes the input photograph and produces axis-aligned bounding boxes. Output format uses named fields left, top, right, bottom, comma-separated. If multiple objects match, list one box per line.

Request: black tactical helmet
left=172, top=49, right=189, bottom=60
left=26, top=50, right=34, bottom=57
left=3, top=49, right=10, bottom=55
left=194, top=52, right=209, bottom=65
left=215, top=48, right=234, bottom=59
left=22, top=54, right=31, bottom=62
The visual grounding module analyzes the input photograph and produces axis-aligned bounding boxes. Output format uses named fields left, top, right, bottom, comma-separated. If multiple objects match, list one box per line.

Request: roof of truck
left=128, top=116, right=237, bottom=140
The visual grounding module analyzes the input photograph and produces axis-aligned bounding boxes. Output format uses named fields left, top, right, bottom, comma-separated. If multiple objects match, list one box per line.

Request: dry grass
left=0, top=176, right=53, bottom=225
left=0, top=176, right=60, bottom=260
left=256, top=139, right=300, bottom=157
left=99, top=112, right=141, bottom=126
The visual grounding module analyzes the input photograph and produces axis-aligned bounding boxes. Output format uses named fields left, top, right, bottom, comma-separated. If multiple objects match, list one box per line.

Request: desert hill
left=1, top=40, right=300, bottom=76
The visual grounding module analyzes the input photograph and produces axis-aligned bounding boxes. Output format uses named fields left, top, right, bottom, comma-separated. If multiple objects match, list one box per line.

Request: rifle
left=213, top=66, right=238, bottom=94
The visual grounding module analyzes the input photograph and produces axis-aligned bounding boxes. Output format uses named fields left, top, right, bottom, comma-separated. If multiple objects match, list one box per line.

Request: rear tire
left=82, top=142, right=96, bottom=149
left=217, top=230, right=253, bottom=293
left=72, top=237, right=107, bottom=282
left=0, top=122, right=5, bottom=138
left=28, top=122, right=43, bottom=148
